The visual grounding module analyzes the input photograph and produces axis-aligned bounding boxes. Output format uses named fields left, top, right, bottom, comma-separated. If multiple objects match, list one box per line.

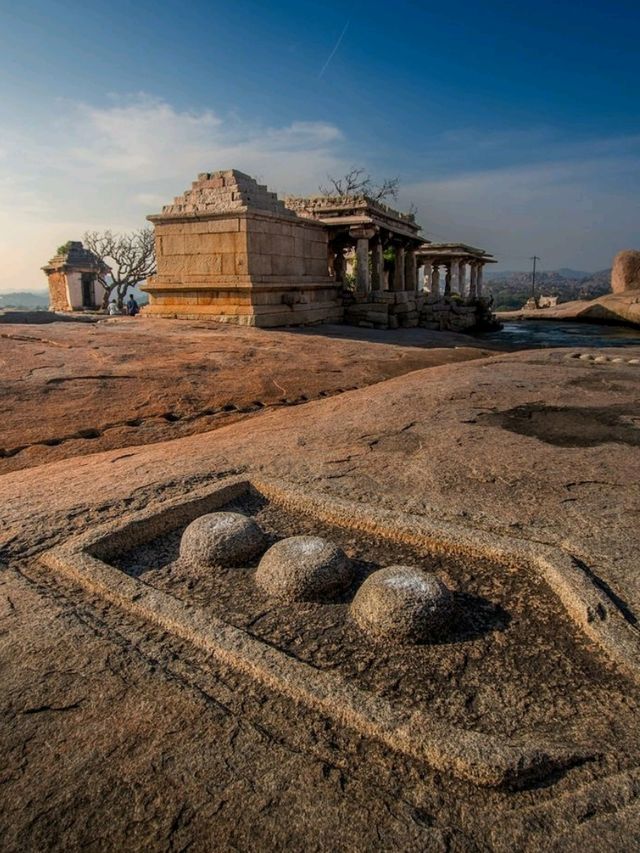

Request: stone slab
left=39, top=476, right=606, bottom=788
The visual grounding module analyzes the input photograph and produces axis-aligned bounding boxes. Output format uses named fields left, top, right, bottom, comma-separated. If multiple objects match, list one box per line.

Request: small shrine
left=42, top=241, right=109, bottom=312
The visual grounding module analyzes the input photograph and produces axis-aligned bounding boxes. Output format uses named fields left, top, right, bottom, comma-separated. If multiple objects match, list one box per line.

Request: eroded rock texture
left=611, top=249, right=640, bottom=293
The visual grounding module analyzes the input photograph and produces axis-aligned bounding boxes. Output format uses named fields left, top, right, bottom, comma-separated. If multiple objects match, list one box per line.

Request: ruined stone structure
left=284, top=194, right=428, bottom=329
left=144, top=171, right=341, bottom=326
left=524, top=294, right=559, bottom=310
left=42, top=241, right=108, bottom=312
left=416, top=243, right=496, bottom=298
left=410, top=243, right=499, bottom=333
left=144, top=170, right=497, bottom=330
left=284, top=195, right=423, bottom=292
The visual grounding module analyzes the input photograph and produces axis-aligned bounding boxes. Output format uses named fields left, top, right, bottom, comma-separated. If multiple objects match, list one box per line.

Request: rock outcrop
left=611, top=250, right=640, bottom=293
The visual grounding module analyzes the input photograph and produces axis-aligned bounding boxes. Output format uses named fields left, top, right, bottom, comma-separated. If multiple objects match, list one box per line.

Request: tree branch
left=319, top=168, right=400, bottom=201
left=84, top=227, right=156, bottom=309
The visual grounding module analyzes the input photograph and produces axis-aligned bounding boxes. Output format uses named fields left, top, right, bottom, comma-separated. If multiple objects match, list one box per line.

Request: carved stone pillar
left=356, top=238, right=370, bottom=293
left=450, top=259, right=461, bottom=294
left=422, top=260, right=432, bottom=293
left=349, top=226, right=376, bottom=294
left=431, top=264, right=440, bottom=297
left=393, top=245, right=405, bottom=291
left=469, top=262, right=478, bottom=297
left=371, top=237, right=384, bottom=291
left=458, top=262, right=467, bottom=296
left=476, top=263, right=484, bottom=296
left=404, top=249, right=418, bottom=291
left=444, top=262, right=452, bottom=296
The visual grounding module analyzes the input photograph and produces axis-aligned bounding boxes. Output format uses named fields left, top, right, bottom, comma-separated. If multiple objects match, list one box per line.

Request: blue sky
left=1, top=0, right=639, bottom=290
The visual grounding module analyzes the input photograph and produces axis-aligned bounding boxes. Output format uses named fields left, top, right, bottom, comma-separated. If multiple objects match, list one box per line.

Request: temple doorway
left=81, top=274, right=95, bottom=308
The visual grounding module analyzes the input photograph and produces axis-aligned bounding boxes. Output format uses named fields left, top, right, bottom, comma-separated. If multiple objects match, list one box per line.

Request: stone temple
left=144, top=171, right=341, bottom=327
left=42, top=241, right=109, bottom=312
left=143, top=170, right=497, bottom=330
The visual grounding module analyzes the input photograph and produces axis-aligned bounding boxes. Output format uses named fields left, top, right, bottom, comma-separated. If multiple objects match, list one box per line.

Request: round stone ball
left=255, top=535, right=353, bottom=602
left=179, top=512, right=266, bottom=567
left=350, top=565, right=454, bottom=645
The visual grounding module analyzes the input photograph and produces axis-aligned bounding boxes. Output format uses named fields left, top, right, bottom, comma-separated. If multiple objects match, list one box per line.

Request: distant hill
left=0, top=291, right=49, bottom=309
left=578, top=269, right=611, bottom=290
left=0, top=285, right=149, bottom=311
left=486, top=268, right=611, bottom=311
left=488, top=268, right=591, bottom=283
left=555, top=268, right=591, bottom=280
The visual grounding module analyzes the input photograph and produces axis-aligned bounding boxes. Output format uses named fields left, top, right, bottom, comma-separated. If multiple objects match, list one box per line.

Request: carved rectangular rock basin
left=40, top=476, right=640, bottom=788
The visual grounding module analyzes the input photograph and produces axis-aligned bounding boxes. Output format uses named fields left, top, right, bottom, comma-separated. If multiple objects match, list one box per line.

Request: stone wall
left=420, top=296, right=499, bottom=332
left=151, top=211, right=329, bottom=285
left=150, top=217, right=249, bottom=286
left=46, top=269, right=101, bottom=312
left=145, top=209, right=341, bottom=327
left=344, top=292, right=423, bottom=330
left=343, top=292, right=499, bottom=333
left=47, top=271, right=69, bottom=311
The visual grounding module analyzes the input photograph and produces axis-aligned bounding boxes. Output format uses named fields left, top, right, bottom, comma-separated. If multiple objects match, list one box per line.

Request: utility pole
left=530, top=255, right=540, bottom=300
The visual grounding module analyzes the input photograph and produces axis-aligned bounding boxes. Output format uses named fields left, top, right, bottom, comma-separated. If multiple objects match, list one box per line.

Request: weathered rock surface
left=351, top=565, right=453, bottom=643
left=2, top=328, right=640, bottom=848
left=0, top=318, right=496, bottom=473
left=500, top=291, right=640, bottom=327
left=180, top=511, right=265, bottom=567
left=255, top=535, right=353, bottom=601
left=611, top=249, right=640, bottom=293
left=3, top=344, right=640, bottom=613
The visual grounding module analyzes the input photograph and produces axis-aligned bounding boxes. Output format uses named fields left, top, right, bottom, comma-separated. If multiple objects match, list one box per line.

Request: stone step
left=492, top=766, right=640, bottom=852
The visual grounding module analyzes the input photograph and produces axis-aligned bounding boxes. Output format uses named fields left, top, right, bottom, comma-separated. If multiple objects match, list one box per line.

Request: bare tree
left=370, top=176, right=401, bottom=202
left=319, top=167, right=399, bottom=202
left=84, top=227, right=156, bottom=310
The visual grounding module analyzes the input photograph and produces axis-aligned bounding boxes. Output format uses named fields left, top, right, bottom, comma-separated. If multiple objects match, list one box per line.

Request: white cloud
left=402, top=150, right=640, bottom=270
left=1, top=95, right=639, bottom=292
left=61, top=95, right=344, bottom=191
left=132, top=192, right=171, bottom=207
left=0, top=94, right=348, bottom=292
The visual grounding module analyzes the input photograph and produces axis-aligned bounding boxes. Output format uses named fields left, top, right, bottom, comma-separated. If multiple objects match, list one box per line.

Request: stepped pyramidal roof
left=154, top=170, right=296, bottom=218
left=42, top=241, right=109, bottom=273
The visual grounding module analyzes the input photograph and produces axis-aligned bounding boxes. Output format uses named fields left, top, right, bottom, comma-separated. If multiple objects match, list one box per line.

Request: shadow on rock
left=428, top=592, right=511, bottom=646
left=479, top=403, right=640, bottom=448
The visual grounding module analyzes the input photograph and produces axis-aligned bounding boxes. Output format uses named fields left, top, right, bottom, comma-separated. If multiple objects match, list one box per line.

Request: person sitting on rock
left=107, top=301, right=120, bottom=316
left=126, top=294, right=140, bottom=316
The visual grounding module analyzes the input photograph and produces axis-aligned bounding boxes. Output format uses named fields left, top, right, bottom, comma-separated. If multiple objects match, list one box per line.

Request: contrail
left=318, top=20, right=350, bottom=78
